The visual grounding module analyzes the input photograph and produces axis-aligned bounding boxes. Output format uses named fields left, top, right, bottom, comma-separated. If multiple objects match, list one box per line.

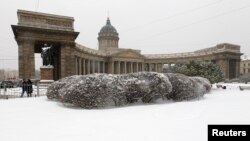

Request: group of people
left=20, top=79, right=33, bottom=97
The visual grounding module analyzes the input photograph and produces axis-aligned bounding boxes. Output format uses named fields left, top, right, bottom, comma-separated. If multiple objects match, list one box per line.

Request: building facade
left=12, top=10, right=242, bottom=80
left=240, top=59, right=250, bottom=75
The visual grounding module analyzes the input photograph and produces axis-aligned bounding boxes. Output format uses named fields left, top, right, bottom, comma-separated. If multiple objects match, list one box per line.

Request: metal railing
left=0, top=83, right=50, bottom=99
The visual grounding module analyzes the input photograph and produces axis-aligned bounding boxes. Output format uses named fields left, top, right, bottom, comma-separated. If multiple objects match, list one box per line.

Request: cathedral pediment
left=111, top=50, right=144, bottom=58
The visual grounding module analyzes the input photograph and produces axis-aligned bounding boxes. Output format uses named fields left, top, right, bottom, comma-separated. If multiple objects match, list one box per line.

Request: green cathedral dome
left=99, top=17, right=118, bottom=34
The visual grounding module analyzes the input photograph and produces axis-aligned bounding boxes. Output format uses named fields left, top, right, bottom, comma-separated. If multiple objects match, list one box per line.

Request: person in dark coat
left=27, top=79, right=33, bottom=97
left=20, top=79, right=27, bottom=97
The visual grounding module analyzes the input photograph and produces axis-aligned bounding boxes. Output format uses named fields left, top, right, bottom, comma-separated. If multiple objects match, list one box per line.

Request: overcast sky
left=1, top=0, right=250, bottom=69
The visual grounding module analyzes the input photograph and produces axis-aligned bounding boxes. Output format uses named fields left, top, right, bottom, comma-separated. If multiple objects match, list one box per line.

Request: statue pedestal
left=40, top=65, right=54, bottom=84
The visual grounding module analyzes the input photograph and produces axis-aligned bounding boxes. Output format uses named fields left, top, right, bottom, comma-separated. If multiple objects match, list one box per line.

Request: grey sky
left=1, top=0, right=250, bottom=69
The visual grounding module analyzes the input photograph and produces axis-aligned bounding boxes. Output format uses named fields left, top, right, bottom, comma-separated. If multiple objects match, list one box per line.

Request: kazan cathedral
left=12, top=10, right=242, bottom=81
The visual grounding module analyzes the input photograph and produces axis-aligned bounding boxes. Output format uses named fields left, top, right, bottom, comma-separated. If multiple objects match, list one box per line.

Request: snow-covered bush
left=119, top=72, right=172, bottom=103
left=46, top=72, right=210, bottom=109
left=47, top=76, right=79, bottom=100
left=164, top=73, right=196, bottom=101
left=190, top=76, right=211, bottom=93
left=164, top=73, right=210, bottom=101
left=46, top=72, right=172, bottom=108
left=59, top=74, right=122, bottom=109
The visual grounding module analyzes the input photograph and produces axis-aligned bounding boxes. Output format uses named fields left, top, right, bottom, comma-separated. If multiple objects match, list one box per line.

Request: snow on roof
left=75, top=43, right=107, bottom=56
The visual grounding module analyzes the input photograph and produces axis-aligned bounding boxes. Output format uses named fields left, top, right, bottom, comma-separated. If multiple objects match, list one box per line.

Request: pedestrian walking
left=20, top=79, right=27, bottom=97
left=27, top=79, right=33, bottom=97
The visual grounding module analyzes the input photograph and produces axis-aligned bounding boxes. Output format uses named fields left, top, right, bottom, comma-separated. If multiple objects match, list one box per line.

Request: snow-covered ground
left=0, top=84, right=250, bottom=141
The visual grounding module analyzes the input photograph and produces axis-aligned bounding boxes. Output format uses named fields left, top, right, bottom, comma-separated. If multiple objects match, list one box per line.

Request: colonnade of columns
left=112, top=61, right=144, bottom=74
left=111, top=61, right=164, bottom=74
left=75, top=56, right=240, bottom=79
left=75, top=56, right=165, bottom=75
left=75, top=56, right=106, bottom=75
left=144, top=63, right=164, bottom=73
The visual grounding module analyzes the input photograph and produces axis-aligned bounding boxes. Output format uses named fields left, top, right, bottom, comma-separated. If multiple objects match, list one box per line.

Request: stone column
left=18, top=41, right=35, bottom=79
left=76, top=58, right=78, bottom=75
left=136, top=62, right=139, bottom=72
left=79, top=58, right=82, bottom=75
left=92, top=60, right=95, bottom=73
left=130, top=62, right=133, bottom=73
left=112, top=61, right=114, bottom=74
left=83, top=59, right=86, bottom=75
left=60, top=45, right=71, bottom=78
left=70, top=50, right=76, bottom=76
left=60, top=46, right=73, bottom=78
left=87, top=60, right=90, bottom=74
left=155, top=63, right=158, bottom=72
left=127, top=62, right=130, bottom=73
left=102, top=61, right=105, bottom=73
left=60, top=47, right=66, bottom=78
left=226, top=59, right=229, bottom=79
left=141, top=63, right=144, bottom=71
left=118, top=61, right=121, bottom=74
left=217, top=59, right=229, bottom=79
left=62, top=45, right=75, bottom=77
left=75, top=57, right=78, bottom=75
left=124, top=62, right=127, bottom=74
left=114, top=61, right=117, bottom=74
left=77, top=58, right=79, bottom=74
left=77, top=58, right=79, bottom=75
left=97, top=61, right=100, bottom=73
left=236, top=60, right=240, bottom=78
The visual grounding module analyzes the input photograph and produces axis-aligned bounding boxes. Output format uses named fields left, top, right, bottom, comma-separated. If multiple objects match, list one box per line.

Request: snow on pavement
left=0, top=85, right=250, bottom=141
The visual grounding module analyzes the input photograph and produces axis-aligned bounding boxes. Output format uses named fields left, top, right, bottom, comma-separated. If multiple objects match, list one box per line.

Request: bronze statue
left=41, top=46, right=53, bottom=66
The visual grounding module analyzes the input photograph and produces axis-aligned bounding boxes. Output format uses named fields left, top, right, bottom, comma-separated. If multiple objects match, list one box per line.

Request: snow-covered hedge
left=164, top=73, right=197, bottom=101
left=46, top=72, right=211, bottom=109
left=46, top=76, right=78, bottom=100
left=58, top=74, right=119, bottom=109
left=164, top=73, right=211, bottom=101
left=119, top=72, right=172, bottom=103
left=190, top=76, right=212, bottom=94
